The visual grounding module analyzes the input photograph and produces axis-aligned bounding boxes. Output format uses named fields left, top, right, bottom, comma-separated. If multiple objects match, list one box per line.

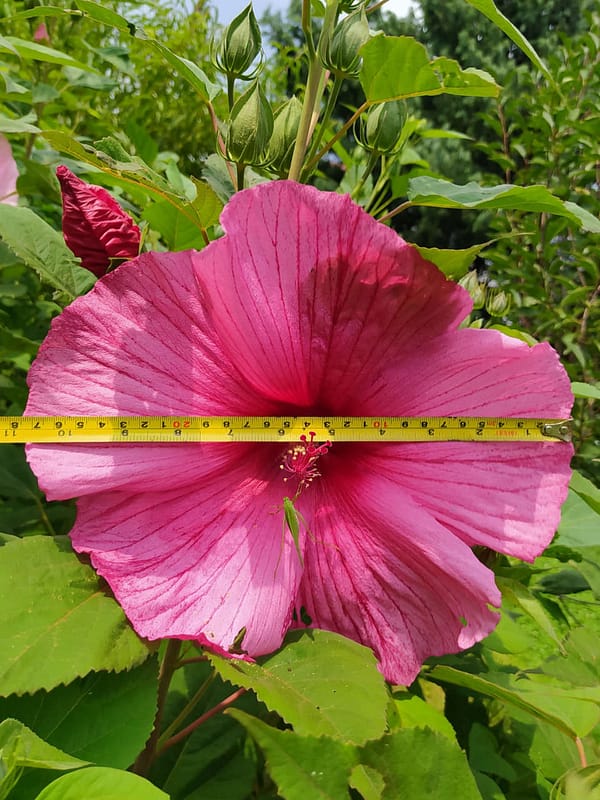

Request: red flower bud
left=57, top=165, right=141, bottom=277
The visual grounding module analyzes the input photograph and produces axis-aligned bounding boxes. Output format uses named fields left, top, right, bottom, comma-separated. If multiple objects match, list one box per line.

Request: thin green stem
left=132, top=640, right=182, bottom=776
left=304, top=100, right=370, bottom=174
left=351, top=150, right=380, bottom=201
left=157, top=687, right=247, bottom=756
left=236, top=162, right=245, bottom=191
left=157, top=670, right=217, bottom=749
left=227, top=75, right=235, bottom=112
left=378, top=199, right=414, bottom=223
left=301, top=75, right=343, bottom=181
left=288, top=0, right=338, bottom=182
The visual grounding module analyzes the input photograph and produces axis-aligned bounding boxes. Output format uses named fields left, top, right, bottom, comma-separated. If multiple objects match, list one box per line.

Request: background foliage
left=0, top=0, right=599, bottom=798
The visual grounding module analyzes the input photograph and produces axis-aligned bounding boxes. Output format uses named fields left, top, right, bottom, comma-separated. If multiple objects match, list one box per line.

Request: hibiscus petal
left=25, top=251, right=269, bottom=499
left=196, top=181, right=471, bottom=409
left=70, top=452, right=304, bottom=656
left=350, top=327, right=573, bottom=559
left=365, top=327, right=573, bottom=417
left=363, top=441, right=571, bottom=561
left=0, top=135, right=18, bottom=205
left=296, top=472, right=501, bottom=686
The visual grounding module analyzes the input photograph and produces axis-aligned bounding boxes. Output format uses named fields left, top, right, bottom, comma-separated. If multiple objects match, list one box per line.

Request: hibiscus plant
left=0, top=2, right=599, bottom=799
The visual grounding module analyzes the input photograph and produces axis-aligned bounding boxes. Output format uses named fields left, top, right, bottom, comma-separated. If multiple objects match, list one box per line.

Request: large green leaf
left=360, top=728, right=483, bottom=800
left=209, top=630, right=389, bottom=744
left=407, top=177, right=600, bottom=233
left=429, top=667, right=600, bottom=738
left=464, top=0, right=553, bottom=83
left=0, top=112, right=40, bottom=134
left=229, top=709, right=359, bottom=800
left=360, top=37, right=499, bottom=102
left=0, top=205, right=95, bottom=299
left=0, top=536, right=151, bottom=695
left=34, top=767, right=168, bottom=800
left=0, top=719, right=87, bottom=800
left=391, top=694, right=457, bottom=741
left=0, top=659, right=158, bottom=768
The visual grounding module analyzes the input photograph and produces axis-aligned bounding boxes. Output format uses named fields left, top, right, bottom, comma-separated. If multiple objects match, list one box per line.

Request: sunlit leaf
left=0, top=536, right=151, bottom=695
left=360, top=728, right=483, bottom=800
left=229, top=709, right=359, bottom=800
left=34, top=767, right=168, bottom=800
left=209, top=629, right=389, bottom=744
left=0, top=205, right=95, bottom=299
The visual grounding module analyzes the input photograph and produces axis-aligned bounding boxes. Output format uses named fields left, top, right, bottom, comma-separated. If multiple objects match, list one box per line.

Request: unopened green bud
left=213, top=4, right=262, bottom=79
left=320, top=8, right=370, bottom=79
left=226, top=80, right=273, bottom=166
left=459, top=270, right=486, bottom=310
left=361, top=100, right=406, bottom=154
left=267, top=97, right=302, bottom=174
left=485, top=287, right=511, bottom=317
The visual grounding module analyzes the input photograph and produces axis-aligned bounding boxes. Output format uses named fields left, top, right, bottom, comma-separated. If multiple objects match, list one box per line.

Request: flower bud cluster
left=459, top=270, right=511, bottom=317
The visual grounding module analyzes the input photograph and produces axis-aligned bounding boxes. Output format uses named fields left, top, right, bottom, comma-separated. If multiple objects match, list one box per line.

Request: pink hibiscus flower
left=0, top=135, right=18, bottom=205
left=57, top=165, right=141, bottom=277
left=25, top=181, right=573, bottom=685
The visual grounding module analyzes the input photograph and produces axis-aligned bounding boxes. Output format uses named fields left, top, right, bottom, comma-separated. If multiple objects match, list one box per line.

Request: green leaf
left=430, top=667, right=600, bottom=738
left=0, top=36, right=97, bottom=73
left=0, top=206, right=95, bottom=299
left=557, top=490, right=600, bottom=548
left=0, top=659, right=158, bottom=768
left=571, top=382, right=600, bottom=401
left=0, top=112, right=40, bottom=134
left=191, top=178, right=223, bottom=228
left=34, top=767, right=169, bottom=800
left=0, top=536, right=151, bottom=695
left=142, top=202, right=207, bottom=250
left=229, top=709, right=359, bottom=800
left=0, top=718, right=87, bottom=799
left=463, top=0, right=553, bottom=84
left=569, top=471, right=600, bottom=515
left=415, top=241, right=495, bottom=278
left=360, top=37, right=499, bottom=102
left=209, top=629, right=389, bottom=744
left=73, top=0, right=138, bottom=34
left=468, top=723, right=516, bottom=781
left=407, top=178, right=600, bottom=232
left=391, top=694, right=457, bottom=741
left=360, top=728, right=483, bottom=800
left=0, top=324, right=39, bottom=359
left=349, top=765, right=384, bottom=800
left=496, top=577, right=565, bottom=654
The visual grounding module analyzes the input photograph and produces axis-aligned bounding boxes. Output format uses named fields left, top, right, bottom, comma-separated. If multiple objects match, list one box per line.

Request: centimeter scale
left=0, top=415, right=573, bottom=444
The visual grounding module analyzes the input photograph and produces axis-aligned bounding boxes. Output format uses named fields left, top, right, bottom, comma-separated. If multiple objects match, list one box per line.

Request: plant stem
left=131, top=639, right=181, bottom=776
left=156, top=687, right=247, bottom=756
left=378, top=199, right=414, bottom=223
left=304, top=100, right=370, bottom=175
left=288, top=0, right=337, bottom=181
left=301, top=75, right=343, bottom=181
left=157, top=670, right=217, bottom=748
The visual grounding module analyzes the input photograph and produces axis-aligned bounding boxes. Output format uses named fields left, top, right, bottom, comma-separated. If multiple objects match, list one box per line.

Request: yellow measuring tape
left=0, top=416, right=573, bottom=444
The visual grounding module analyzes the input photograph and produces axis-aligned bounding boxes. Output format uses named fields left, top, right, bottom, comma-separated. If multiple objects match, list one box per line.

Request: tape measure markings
left=0, top=416, right=573, bottom=444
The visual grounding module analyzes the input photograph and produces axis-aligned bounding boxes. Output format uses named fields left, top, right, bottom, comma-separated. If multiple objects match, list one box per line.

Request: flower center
left=280, top=431, right=331, bottom=495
